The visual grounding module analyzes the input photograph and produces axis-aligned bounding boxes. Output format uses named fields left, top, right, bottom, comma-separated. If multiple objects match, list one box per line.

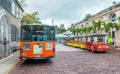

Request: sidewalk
left=108, top=46, right=120, bottom=56
left=0, top=51, right=21, bottom=74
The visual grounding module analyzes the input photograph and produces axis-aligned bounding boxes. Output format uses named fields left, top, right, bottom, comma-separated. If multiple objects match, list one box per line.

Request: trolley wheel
left=19, top=57, right=23, bottom=60
left=92, top=50, right=94, bottom=53
left=102, top=51, right=106, bottom=53
left=91, top=45, right=95, bottom=53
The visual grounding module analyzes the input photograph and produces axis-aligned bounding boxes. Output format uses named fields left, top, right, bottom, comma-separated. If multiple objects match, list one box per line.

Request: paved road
left=9, top=44, right=120, bottom=74
left=56, top=44, right=85, bottom=51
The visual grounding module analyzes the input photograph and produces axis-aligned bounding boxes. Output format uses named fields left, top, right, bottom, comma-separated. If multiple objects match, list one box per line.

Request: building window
left=0, top=0, right=12, bottom=13
left=110, top=14, right=116, bottom=22
left=11, top=0, right=19, bottom=18
left=11, top=25, right=18, bottom=41
left=92, top=21, right=95, bottom=24
left=15, top=5, right=19, bottom=17
left=86, top=22, right=88, bottom=26
left=12, top=0, right=16, bottom=16
left=81, top=25, right=84, bottom=27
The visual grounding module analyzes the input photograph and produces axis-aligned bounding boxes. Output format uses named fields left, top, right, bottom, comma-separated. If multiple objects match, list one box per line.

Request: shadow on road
left=20, top=59, right=53, bottom=66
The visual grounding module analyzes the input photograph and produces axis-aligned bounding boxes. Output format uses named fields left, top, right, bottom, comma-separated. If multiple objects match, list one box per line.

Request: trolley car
left=20, top=24, right=56, bottom=59
left=67, top=34, right=110, bottom=52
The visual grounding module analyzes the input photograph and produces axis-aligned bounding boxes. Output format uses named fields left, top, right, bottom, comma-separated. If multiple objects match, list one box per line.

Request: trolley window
left=20, top=26, right=31, bottom=41
left=32, top=26, right=44, bottom=41
left=20, top=25, right=55, bottom=42
left=45, top=26, right=55, bottom=41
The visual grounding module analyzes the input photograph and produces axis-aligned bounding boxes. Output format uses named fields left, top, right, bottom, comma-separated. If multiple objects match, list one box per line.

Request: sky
left=25, top=0, right=120, bottom=28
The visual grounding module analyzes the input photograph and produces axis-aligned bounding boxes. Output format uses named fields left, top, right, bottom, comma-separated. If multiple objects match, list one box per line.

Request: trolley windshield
left=20, top=25, right=55, bottom=42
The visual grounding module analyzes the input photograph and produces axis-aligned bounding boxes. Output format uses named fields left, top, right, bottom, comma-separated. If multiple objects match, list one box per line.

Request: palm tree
left=113, top=23, right=119, bottom=31
left=71, top=24, right=76, bottom=35
left=104, top=22, right=119, bottom=32
left=106, top=22, right=120, bottom=46
left=118, top=16, right=120, bottom=22
left=92, top=21, right=97, bottom=33
left=95, top=20, right=106, bottom=33
left=72, top=27, right=76, bottom=35
left=118, top=16, right=120, bottom=27
left=104, top=22, right=113, bottom=33
left=81, top=27, right=84, bottom=34
left=104, top=23, right=109, bottom=33
left=76, top=28, right=79, bottom=36
left=96, top=20, right=102, bottom=31
left=78, top=28, right=82, bottom=35
left=86, top=26, right=92, bottom=34
left=96, top=20, right=105, bottom=31
left=84, top=14, right=92, bottom=21
left=82, top=27, right=87, bottom=34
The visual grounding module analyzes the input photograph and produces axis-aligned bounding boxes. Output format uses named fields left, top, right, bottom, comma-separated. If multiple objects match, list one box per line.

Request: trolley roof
left=69, top=34, right=107, bottom=38
left=21, top=23, right=54, bottom=28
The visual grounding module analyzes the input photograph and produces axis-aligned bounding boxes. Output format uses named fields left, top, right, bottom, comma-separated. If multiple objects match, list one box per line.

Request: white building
left=0, top=0, right=24, bottom=58
left=75, top=2, right=120, bottom=47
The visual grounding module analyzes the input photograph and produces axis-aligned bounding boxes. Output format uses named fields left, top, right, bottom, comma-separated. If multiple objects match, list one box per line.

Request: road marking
left=5, top=60, right=22, bottom=74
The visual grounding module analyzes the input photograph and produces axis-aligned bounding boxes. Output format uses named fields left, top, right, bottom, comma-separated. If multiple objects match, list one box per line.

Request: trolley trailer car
left=20, top=24, right=56, bottom=59
left=67, top=34, right=110, bottom=52
left=89, top=34, right=110, bottom=52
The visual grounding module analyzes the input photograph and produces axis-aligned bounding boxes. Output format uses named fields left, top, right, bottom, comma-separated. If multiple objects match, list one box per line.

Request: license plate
left=35, top=55, right=41, bottom=57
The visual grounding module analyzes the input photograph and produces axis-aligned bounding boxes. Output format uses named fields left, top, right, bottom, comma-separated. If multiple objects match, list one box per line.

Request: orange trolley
left=20, top=24, right=56, bottom=59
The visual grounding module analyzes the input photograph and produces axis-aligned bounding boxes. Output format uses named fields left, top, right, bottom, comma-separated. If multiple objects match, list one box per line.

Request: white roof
left=63, top=31, right=72, bottom=34
left=56, top=31, right=74, bottom=38
left=56, top=34, right=67, bottom=38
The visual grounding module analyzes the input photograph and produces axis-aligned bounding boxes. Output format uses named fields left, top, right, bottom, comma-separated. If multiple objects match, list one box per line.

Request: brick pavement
left=9, top=45, right=120, bottom=74
left=108, top=46, right=120, bottom=56
left=1, top=44, right=120, bottom=74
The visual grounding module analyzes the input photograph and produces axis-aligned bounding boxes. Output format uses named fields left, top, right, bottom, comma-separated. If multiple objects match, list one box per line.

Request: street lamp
left=52, top=20, right=54, bottom=26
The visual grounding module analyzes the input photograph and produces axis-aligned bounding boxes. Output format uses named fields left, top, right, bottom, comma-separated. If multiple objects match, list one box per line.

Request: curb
left=0, top=51, right=19, bottom=63
left=5, top=60, right=22, bottom=74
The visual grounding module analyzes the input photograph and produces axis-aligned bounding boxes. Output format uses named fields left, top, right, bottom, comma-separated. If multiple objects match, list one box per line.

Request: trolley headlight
left=23, top=44, right=30, bottom=50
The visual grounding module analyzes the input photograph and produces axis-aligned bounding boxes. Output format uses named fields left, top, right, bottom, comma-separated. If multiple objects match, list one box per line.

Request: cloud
left=25, top=0, right=120, bottom=28
left=42, top=19, right=70, bottom=29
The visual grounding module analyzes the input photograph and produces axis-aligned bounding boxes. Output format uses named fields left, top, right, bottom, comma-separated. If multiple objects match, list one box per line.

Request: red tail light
left=53, top=48, right=55, bottom=52
left=20, top=49, right=23, bottom=53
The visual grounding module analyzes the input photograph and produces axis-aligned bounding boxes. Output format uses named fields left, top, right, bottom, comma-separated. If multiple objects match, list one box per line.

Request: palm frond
left=113, top=23, right=119, bottom=31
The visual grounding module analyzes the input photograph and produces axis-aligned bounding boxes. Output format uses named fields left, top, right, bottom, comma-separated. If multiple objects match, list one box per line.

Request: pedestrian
left=34, top=35, right=37, bottom=41
left=98, top=37, right=103, bottom=42
left=38, top=35, right=43, bottom=41
left=91, top=37, right=94, bottom=42
left=107, top=36, right=113, bottom=45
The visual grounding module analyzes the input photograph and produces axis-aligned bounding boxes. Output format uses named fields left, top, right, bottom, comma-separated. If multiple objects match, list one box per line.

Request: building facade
left=0, top=0, right=24, bottom=59
left=75, top=3, right=120, bottom=47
